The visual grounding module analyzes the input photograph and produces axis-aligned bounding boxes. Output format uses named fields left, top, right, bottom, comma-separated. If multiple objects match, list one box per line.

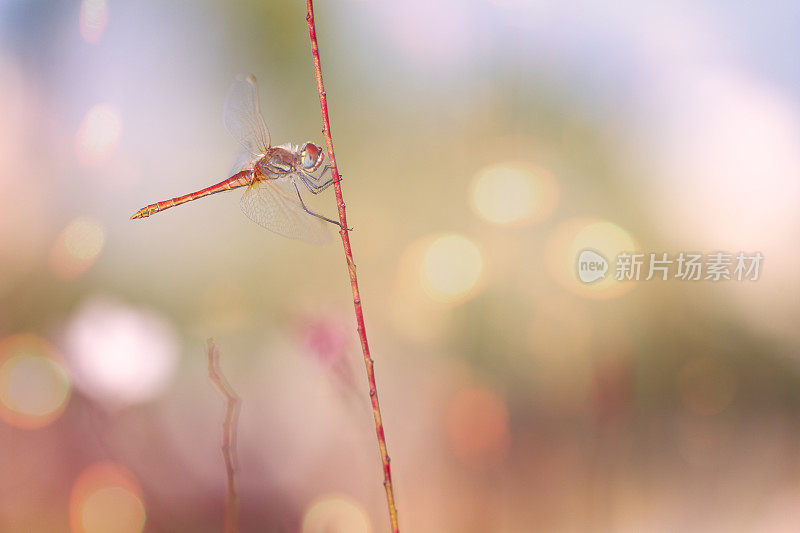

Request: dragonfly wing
left=224, top=74, right=271, bottom=156
left=240, top=175, right=331, bottom=245
left=228, top=145, right=258, bottom=176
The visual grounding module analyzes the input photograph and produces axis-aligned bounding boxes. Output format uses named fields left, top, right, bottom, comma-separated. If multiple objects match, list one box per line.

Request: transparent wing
left=228, top=145, right=258, bottom=176
left=240, top=175, right=331, bottom=245
left=224, top=74, right=271, bottom=156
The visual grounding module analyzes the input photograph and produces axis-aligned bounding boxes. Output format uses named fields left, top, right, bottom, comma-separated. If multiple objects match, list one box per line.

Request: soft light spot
left=545, top=218, right=637, bottom=299
left=421, top=234, right=483, bottom=304
left=390, top=237, right=449, bottom=342
left=471, top=164, right=558, bottom=225
left=64, top=296, right=179, bottom=408
left=79, top=0, right=109, bottom=44
left=302, top=494, right=371, bottom=533
left=75, top=104, right=122, bottom=166
left=81, top=487, right=144, bottom=533
left=0, top=334, right=71, bottom=429
left=6, top=358, right=69, bottom=416
left=70, top=462, right=145, bottom=533
left=50, top=216, right=105, bottom=280
left=445, top=387, right=510, bottom=468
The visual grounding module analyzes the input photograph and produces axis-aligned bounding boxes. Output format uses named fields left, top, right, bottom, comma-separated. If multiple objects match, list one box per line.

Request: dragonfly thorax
left=257, top=147, right=295, bottom=176
left=255, top=143, right=325, bottom=178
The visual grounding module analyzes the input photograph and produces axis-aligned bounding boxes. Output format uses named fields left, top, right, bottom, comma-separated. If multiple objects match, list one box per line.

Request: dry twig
left=304, top=3, right=400, bottom=531
left=207, top=339, right=241, bottom=533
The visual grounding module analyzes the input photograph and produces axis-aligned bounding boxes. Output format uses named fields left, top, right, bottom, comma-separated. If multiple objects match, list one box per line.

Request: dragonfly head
left=299, top=142, right=325, bottom=172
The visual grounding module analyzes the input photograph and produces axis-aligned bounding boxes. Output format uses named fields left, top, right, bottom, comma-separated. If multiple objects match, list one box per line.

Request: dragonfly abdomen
left=130, top=170, right=253, bottom=220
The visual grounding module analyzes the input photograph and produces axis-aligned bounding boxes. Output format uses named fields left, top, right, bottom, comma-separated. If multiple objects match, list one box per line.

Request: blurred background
left=1, top=0, right=800, bottom=531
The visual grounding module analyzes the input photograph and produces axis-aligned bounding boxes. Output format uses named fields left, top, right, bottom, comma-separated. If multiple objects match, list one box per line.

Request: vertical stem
left=207, top=339, right=241, bottom=533
left=304, top=2, right=400, bottom=532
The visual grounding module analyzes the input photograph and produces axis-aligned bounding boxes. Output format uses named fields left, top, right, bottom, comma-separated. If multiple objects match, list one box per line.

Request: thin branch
left=304, top=3, right=400, bottom=532
left=207, top=338, right=241, bottom=533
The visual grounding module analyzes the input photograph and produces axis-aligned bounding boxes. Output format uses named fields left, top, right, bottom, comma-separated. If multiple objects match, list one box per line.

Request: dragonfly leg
left=298, top=171, right=336, bottom=195
left=321, top=165, right=343, bottom=184
left=315, top=171, right=342, bottom=188
left=292, top=181, right=351, bottom=230
left=305, top=165, right=342, bottom=185
left=305, top=164, right=329, bottom=182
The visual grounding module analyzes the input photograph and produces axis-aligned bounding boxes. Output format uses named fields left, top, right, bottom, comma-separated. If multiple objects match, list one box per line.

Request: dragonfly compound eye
left=300, top=143, right=324, bottom=171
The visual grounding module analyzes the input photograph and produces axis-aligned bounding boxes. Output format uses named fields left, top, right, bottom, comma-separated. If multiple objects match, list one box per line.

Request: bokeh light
left=302, top=494, right=371, bottom=533
left=470, top=163, right=559, bottom=225
left=79, top=0, right=109, bottom=44
left=445, top=387, right=511, bottom=469
left=70, top=462, right=145, bottom=533
left=0, top=334, right=71, bottom=430
left=545, top=218, right=637, bottom=299
left=390, top=237, right=449, bottom=342
left=49, top=216, right=106, bottom=280
left=420, top=234, right=484, bottom=304
left=75, top=103, right=122, bottom=166
left=64, top=296, right=179, bottom=408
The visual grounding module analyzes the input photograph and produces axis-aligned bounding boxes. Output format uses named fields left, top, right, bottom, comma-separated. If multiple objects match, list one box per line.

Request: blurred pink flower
left=291, top=310, right=356, bottom=391
left=63, top=296, right=179, bottom=408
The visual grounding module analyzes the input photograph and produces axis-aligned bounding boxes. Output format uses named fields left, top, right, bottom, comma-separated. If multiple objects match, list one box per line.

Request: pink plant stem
left=207, top=339, right=241, bottom=533
left=304, top=2, right=400, bottom=531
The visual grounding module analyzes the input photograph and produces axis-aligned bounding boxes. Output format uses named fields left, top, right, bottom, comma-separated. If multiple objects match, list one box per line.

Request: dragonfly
left=130, top=74, right=342, bottom=245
